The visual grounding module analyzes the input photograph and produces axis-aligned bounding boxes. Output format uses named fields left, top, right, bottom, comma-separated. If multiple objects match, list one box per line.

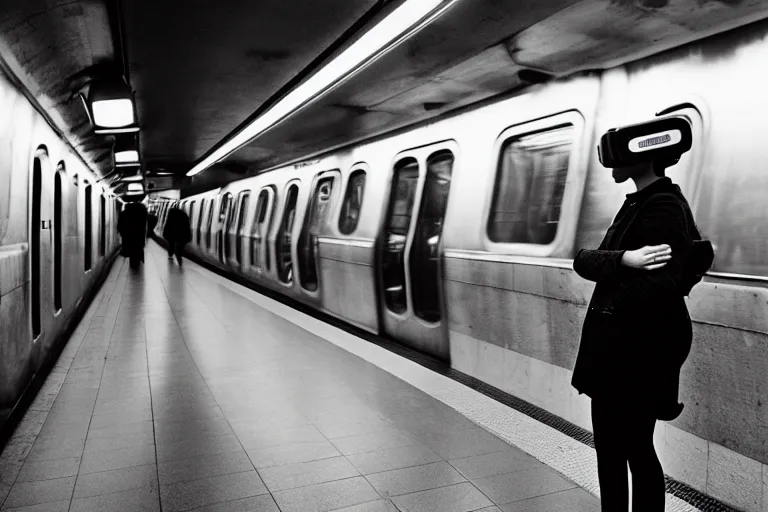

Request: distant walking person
left=118, top=201, right=148, bottom=270
left=163, top=204, right=192, bottom=266
left=571, top=115, right=713, bottom=512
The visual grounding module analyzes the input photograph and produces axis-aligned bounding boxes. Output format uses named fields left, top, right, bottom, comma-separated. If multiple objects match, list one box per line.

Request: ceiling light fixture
left=186, top=0, right=457, bottom=177
left=81, top=78, right=139, bottom=134
left=127, top=182, right=145, bottom=194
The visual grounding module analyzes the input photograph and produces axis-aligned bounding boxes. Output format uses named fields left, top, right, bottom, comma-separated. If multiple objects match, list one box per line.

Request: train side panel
left=0, top=67, right=117, bottom=421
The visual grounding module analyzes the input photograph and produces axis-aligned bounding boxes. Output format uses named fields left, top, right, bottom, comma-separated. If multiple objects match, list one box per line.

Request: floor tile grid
left=145, top=249, right=281, bottom=511
left=0, top=259, right=127, bottom=510
left=172, top=244, right=705, bottom=512
left=64, top=258, right=132, bottom=512
left=147, top=250, right=442, bottom=511
left=148, top=246, right=555, bottom=512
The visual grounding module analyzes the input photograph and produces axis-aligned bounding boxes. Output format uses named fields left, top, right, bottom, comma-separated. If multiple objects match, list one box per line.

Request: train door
left=248, top=187, right=275, bottom=277
left=298, top=171, right=339, bottom=293
left=275, top=182, right=300, bottom=285
left=217, top=193, right=233, bottom=263
left=196, top=199, right=206, bottom=245
left=227, top=191, right=250, bottom=269
left=377, top=141, right=457, bottom=360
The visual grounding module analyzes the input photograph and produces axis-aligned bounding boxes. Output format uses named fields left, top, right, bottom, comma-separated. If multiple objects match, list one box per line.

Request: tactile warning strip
left=172, top=242, right=742, bottom=512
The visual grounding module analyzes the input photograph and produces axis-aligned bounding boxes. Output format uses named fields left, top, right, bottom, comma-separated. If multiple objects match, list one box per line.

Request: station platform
left=0, top=242, right=703, bottom=512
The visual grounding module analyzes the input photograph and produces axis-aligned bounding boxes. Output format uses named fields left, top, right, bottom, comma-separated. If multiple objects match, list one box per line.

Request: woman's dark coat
left=571, top=178, right=698, bottom=419
left=163, top=207, right=192, bottom=245
left=117, top=203, right=147, bottom=259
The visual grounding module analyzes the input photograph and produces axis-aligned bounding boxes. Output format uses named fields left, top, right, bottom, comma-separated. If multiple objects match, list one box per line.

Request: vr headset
left=597, top=116, right=692, bottom=168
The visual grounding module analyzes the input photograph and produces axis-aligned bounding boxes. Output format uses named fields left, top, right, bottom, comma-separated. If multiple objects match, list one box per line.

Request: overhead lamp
left=114, top=135, right=140, bottom=166
left=81, top=78, right=139, bottom=134
left=186, top=0, right=457, bottom=177
left=127, top=182, right=144, bottom=194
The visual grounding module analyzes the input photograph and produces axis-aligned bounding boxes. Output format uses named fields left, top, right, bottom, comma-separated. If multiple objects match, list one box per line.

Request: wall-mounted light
left=80, top=78, right=139, bottom=134
left=114, top=135, right=140, bottom=166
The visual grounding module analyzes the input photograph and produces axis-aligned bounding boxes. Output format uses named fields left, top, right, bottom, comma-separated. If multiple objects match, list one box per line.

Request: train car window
left=381, top=158, right=419, bottom=314
left=31, top=152, right=44, bottom=338
left=250, top=189, right=272, bottom=271
left=338, top=170, right=366, bottom=235
left=84, top=182, right=92, bottom=272
left=99, top=194, right=106, bottom=258
left=299, top=175, right=336, bottom=291
left=54, top=166, right=63, bottom=312
left=487, top=125, right=573, bottom=245
left=235, top=191, right=250, bottom=265
left=276, top=184, right=299, bottom=284
left=410, top=151, right=454, bottom=322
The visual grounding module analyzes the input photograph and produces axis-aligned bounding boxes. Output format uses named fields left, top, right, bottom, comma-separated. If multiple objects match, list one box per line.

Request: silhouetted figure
left=163, top=206, right=191, bottom=266
left=147, top=213, right=158, bottom=238
left=571, top=116, right=712, bottom=512
left=118, top=202, right=148, bottom=270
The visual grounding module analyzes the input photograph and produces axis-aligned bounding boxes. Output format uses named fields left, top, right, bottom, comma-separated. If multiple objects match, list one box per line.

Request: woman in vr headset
left=571, top=116, right=711, bottom=511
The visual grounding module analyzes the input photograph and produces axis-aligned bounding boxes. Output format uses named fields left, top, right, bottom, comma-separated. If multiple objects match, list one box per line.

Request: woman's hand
left=621, top=245, right=672, bottom=270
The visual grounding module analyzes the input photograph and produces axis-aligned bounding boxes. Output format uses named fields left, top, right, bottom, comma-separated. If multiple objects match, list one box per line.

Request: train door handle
left=41, top=220, right=51, bottom=230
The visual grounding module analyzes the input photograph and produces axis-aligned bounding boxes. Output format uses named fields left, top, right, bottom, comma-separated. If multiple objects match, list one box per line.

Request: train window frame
left=338, top=165, right=368, bottom=236
left=482, top=111, right=586, bottom=258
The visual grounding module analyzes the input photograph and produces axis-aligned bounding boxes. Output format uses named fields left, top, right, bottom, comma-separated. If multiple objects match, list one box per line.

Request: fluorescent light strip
left=95, top=126, right=140, bottom=135
left=186, top=0, right=456, bottom=177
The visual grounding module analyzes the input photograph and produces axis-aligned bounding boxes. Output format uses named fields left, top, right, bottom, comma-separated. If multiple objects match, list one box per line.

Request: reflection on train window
left=277, top=184, right=299, bottom=284
left=487, top=125, right=573, bottom=245
left=339, top=170, right=366, bottom=235
left=382, top=158, right=419, bottom=314
left=299, top=176, right=335, bottom=291
left=235, top=191, right=250, bottom=265
left=250, top=189, right=272, bottom=271
left=410, top=151, right=454, bottom=322
left=197, top=199, right=206, bottom=244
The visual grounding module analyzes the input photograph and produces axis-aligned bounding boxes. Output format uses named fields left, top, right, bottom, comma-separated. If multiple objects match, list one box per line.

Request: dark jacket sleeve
left=573, top=248, right=626, bottom=283
left=611, top=195, right=689, bottom=310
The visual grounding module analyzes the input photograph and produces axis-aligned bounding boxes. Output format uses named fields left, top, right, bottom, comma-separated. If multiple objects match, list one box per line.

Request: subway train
left=154, top=21, right=768, bottom=507
left=0, top=68, right=120, bottom=428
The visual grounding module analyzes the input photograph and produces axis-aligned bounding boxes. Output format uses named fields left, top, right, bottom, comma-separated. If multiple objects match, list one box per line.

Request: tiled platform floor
left=0, top=243, right=600, bottom=512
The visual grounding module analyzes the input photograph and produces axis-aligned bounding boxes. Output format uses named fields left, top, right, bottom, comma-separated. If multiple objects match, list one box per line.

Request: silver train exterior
left=158, top=22, right=768, bottom=511
left=0, top=68, right=119, bottom=427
